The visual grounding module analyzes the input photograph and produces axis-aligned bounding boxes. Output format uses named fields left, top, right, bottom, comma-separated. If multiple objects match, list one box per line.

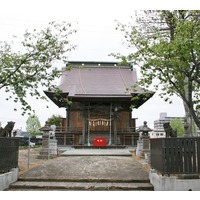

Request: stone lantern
left=38, top=122, right=58, bottom=159
left=136, top=121, right=152, bottom=159
left=139, top=121, right=152, bottom=138
left=40, top=122, right=51, bottom=136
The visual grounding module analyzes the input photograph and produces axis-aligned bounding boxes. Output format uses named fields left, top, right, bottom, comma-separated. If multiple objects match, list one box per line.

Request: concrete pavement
left=61, top=148, right=133, bottom=156
left=18, top=155, right=149, bottom=181
left=8, top=148, right=153, bottom=190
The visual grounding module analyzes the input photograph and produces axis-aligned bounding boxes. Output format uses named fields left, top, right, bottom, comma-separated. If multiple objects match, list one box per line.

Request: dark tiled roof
left=44, top=61, right=154, bottom=107
left=59, top=66, right=142, bottom=96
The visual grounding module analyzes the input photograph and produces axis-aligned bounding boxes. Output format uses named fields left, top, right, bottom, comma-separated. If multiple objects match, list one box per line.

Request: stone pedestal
left=142, top=135, right=150, bottom=155
left=136, top=136, right=150, bottom=158
left=136, top=139, right=143, bottom=157
left=49, top=139, right=58, bottom=155
left=38, top=133, right=58, bottom=159
left=144, top=152, right=151, bottom=164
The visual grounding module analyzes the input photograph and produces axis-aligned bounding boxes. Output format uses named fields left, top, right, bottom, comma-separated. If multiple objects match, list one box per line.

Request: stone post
left=136, top=138, right=143, bottom=157
left=142, top=135, right=150, bottom=162
left=136, top=121, right=152, bottom=161
left=38, top=122, right=58, bottom=159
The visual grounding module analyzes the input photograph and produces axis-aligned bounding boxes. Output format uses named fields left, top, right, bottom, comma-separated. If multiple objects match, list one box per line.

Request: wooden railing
left=55, top=126, right=82, bottom=133
left=54, top=126, right=139, bottom=146
left=0, top=137, right=19, bottom=173
left=150, top=137, right=200, bottom=175
left=55, top=126, right=136, bottom=134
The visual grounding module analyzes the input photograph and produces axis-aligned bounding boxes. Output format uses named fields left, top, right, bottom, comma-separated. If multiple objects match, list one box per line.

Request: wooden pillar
left=129, top=110, right=132, bottom=127
left=65, top=106, right=71, bottom=145
left=109, top=103, right=112, bottom=145
left=113, top=104, right=118, bottom=145
left=67, top=106, right=71, bottom=130
left=64, top=108, right=67, bottom=146
left=87, top=102, right=91, bottom=146
left=114, top=115, right=117, bottom=145
left=82, top=111, right=86, bottom=145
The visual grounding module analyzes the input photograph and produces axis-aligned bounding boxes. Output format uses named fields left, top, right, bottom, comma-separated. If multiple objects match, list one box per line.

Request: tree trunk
left=183, top=77, right=194, bottom=137
left=183, top=101, right=194, bottom=137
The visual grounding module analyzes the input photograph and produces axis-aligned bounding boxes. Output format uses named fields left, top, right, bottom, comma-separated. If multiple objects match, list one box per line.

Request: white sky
left=0, top=0, right=199, bottom=131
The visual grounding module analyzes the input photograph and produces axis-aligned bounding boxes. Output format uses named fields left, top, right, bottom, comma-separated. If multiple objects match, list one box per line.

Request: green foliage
left=47, top=114, right=62, bottom=127
left=114, top=10, right=200, bottom=129
left=26, top=114, right=41, bottom=136
left=0, top=21, right=77, bottom=115
left=192, top=120, right=197, bottom=136
left=170, top=118, right=185, bottom=137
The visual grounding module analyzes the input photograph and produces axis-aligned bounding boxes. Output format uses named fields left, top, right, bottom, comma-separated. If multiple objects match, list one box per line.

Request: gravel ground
left=18, top=147, right=48, bottom=175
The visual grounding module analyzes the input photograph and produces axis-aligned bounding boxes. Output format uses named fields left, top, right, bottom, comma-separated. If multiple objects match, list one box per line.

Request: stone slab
left=18, top=156, right=150, bottom=182
left=0, top=168, right=18, bottom=191
left=149, top=169, right=200, bottom=191
left=10, top=181, right=153, bottom=191
left=61, top=149, right=132, bottom=156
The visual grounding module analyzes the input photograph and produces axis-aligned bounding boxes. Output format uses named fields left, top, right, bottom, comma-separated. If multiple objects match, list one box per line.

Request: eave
left=44, top=91, right=69, bottom=108
left=44, top=90, right=155, bottom=109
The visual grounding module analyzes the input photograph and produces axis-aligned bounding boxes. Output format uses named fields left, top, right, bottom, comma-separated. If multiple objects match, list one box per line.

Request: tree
left=170, top=118, right=185, bottom=137
left=26, top=114, right=41, bottom=136
left=47, top=114, right=62, bottom=127
left=0, top=21, right=76, bottom=115
left=114, top=10, right=200, bottom=135
left=192, top=120, right=197, bottom=136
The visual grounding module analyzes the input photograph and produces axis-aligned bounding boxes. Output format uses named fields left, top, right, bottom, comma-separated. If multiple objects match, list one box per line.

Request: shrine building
left=44, top=61, right=154, bottom=147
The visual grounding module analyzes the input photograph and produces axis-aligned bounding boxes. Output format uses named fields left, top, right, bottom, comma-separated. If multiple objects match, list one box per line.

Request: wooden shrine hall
left=44, top=61, right=154, bottom=147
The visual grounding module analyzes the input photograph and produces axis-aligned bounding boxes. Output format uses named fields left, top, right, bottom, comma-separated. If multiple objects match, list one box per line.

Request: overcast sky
left=0, top=0, right=199, bottom=131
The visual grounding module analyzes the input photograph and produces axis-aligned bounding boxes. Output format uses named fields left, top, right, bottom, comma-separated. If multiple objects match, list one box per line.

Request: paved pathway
left=8, top=149, right=153, bottom=190
left=18, top=149, right=149, bottom=182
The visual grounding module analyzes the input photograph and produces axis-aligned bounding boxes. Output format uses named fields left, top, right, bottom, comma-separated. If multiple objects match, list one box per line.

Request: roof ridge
left=66, top=61, right=131, bottom=69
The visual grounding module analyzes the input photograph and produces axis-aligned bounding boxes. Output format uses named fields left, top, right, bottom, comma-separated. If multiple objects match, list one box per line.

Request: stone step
left=73, top=145, right=127, bottom=149
left=8, top=180, right=154, bottom=191
left=17, top=177, right=150, bottom=183
left=61, top=149, right=132, bottom=156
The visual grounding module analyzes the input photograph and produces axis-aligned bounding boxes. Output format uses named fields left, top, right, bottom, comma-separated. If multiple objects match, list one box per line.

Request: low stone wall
left=0, top=168, right=18, bottom=191
left=149, top=169, right=200, bottom=191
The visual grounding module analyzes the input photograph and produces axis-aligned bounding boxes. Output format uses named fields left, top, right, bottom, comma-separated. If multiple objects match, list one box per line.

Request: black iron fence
left=0, top=137, right=19, bottom=173
left=150, top=137, right=200, bottom=175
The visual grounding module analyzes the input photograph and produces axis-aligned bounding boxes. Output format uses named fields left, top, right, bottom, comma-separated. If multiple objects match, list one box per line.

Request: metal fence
left=0, top=137, right=19, bottom=173
left=150, top=137, right=200, bottom=175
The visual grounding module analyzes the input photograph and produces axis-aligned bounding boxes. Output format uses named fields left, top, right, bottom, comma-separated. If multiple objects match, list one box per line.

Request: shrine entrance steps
left=7, top=179, right=153, bottom=191
left=61, top=148, right=134, bottom=156
left=73, top=145, right=127, bottom=149
left=7, top=150, right=153, bottom=191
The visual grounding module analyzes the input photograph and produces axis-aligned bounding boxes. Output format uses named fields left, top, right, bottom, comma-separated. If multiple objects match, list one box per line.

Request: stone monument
left=38, top=122, right=58, bottom=159
left=136, top=121, right=152, bottom=160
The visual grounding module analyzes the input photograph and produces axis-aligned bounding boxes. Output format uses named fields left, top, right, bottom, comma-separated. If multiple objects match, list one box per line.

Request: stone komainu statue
left=163, top=122, right=177, bottom=138
left=0, top=121, right=15, bottom=137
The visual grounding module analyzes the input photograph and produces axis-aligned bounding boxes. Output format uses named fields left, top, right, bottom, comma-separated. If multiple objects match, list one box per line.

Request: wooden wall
left=61, top=110, right=135, bottom=131
left=117, top=111, right=131, bottom=130
left=69, top=111, right=83, bottom=129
